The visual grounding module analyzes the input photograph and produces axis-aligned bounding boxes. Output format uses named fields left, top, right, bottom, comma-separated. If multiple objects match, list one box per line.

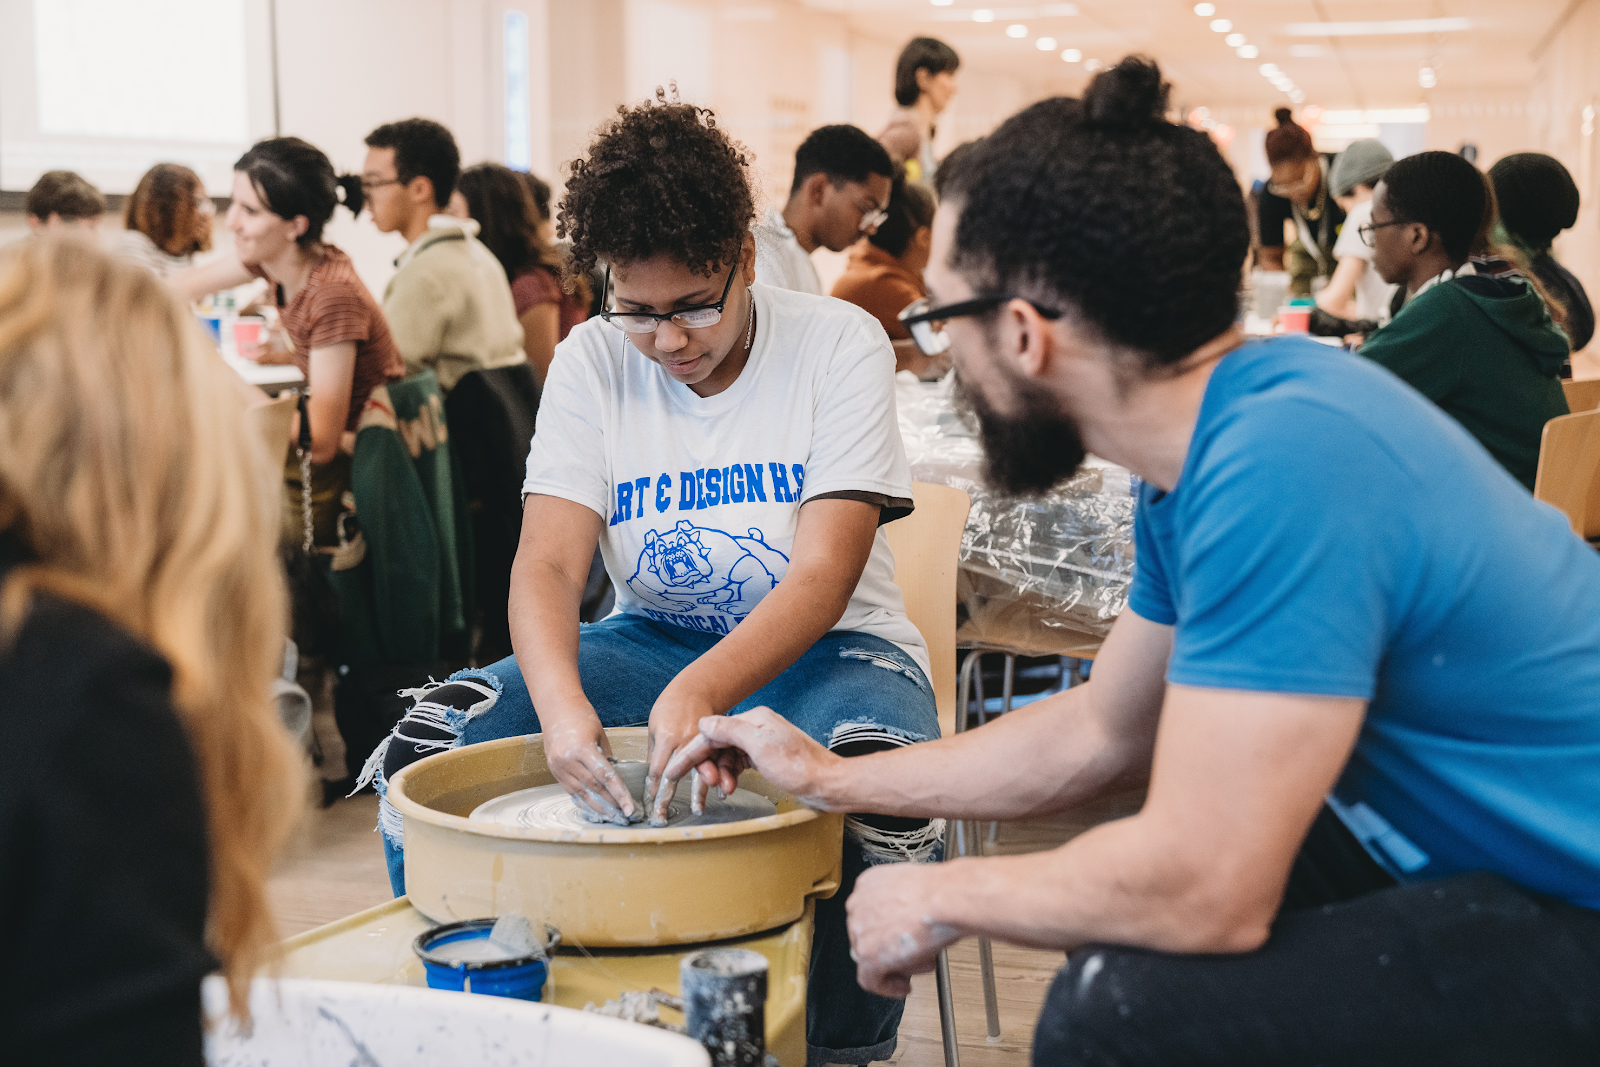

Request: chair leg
left=936, top=948, right=962, bottom=1067
left=978, top=936, right=1002, bottom=1043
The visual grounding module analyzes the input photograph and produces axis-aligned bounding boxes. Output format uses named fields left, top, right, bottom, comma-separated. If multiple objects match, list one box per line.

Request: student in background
left=113, top=163, right=216, bottom=278
left=1490, top=152, right=1594, bottom=354
left=1316, top=139, right=1397, bottom=328
left=518, top=170, right=557, bottom=244
left=1, top=236, right=303, bottom=1064
left=24, top=170, right=105, bottom=232
left=1257, top=109, right=1344, bottom=294
left=456, top=162, right=590, bottom=383
left=170, top=137, right=405, bottom=546
left=1359, top=150, right=1569, bottom=491
left=877, top=37, right=960, bottom=185
left=361, top=118, right=524, bottom=392
left=832, top=176, right=945, bottom=377
left=753, top=124, right=894, bottom=294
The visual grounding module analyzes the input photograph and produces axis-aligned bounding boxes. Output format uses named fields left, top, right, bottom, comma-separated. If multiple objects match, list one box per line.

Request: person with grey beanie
left=1317, top=138, right=1399, bottom=328
left=1490, top=152, right=1592, bottom=352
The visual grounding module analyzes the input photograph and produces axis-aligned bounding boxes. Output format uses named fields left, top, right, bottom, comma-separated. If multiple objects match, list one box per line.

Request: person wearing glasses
left=361, top=118, right=525, bottom=394
left=655, top=58, right=1600, bottom=1063
left=1357, top=151, right=1569, bottom=492
left=1257, top=107, right=1344, bottom=295
left=753, top=124, right=895, bottom=295
left=169, top=137, right=404, bottom=546
left=361, top=95, right=939, bottom=1067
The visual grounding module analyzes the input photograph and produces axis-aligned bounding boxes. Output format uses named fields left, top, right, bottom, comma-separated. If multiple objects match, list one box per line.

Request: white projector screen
left=0, top=0, right=278, bottom=198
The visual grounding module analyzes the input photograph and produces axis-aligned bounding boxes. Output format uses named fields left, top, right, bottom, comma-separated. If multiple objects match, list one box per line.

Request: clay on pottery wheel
left=469, top=760, right=777, bottom=831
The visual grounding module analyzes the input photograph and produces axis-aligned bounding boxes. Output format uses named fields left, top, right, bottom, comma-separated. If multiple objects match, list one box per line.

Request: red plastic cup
left=233, top=317, right=266, bottom=358
left=1278, top=306, right=1311, bottom=333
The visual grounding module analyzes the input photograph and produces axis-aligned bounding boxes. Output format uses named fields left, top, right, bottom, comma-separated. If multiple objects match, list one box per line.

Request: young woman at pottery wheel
left=360, top=91, right=941, bottom=1065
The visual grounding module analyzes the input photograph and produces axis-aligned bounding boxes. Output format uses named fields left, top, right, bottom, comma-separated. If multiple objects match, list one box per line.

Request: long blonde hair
left=0, top=236, right=304, bottom=1018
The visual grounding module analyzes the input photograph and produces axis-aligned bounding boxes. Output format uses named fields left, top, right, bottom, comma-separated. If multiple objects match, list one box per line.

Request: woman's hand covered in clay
left=544, top=715, right=636, bottom=825
left=658, top=707, right=843, bottom=814
left=847, top=862, right=962, bottom=998
left=645, top=686, right=722, bottom=824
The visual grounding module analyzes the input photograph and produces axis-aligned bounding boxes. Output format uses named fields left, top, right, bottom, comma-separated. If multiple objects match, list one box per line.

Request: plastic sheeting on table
left=897, top=375, right=1135, bottom=656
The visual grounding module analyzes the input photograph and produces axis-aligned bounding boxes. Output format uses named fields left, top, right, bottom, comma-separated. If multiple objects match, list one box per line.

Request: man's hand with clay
left=658, top=707, right=846, bottom=817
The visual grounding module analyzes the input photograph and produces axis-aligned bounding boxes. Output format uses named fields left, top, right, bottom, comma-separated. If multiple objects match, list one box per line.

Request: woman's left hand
left=645, top=686, right=723, bottom=823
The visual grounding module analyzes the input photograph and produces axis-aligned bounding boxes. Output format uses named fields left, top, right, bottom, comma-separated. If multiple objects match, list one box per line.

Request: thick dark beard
left=952, top=370, right=1088, bottom=497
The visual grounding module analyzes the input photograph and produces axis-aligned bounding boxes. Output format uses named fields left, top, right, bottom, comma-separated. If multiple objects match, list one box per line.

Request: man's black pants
left=1033, top=807, right=1600, bottom=1065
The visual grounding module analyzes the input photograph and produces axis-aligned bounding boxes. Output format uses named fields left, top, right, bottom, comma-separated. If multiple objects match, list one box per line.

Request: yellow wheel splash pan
left=388, top=728, right=844, bottom=947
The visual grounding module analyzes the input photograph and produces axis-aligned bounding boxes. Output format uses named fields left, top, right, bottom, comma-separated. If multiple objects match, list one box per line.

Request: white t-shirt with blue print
left=524, top=282, right=930, bottom=679
left=1129, top=335, right=1600, bottom=908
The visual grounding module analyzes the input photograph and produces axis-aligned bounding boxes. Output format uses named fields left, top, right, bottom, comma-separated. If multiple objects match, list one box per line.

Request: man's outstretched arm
left=665, top=610, right=1176, bottom=822
left=847, top=684, right=1366, bottom=996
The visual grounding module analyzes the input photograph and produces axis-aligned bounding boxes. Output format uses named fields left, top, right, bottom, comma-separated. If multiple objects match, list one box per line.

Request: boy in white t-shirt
left=359, top=96, right=939, bottom=1065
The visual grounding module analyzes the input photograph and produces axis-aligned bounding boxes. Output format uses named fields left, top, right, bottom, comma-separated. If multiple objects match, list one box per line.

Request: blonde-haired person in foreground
left=0, top=236, right=304, bottom=1064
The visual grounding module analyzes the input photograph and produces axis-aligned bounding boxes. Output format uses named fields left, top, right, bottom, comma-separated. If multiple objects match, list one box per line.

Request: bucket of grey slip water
left=680, top=948, right=768, bottom=1067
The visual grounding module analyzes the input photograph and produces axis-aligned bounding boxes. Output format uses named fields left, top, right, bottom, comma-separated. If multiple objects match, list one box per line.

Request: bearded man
left=658, top=55, right=1600, bottom=1065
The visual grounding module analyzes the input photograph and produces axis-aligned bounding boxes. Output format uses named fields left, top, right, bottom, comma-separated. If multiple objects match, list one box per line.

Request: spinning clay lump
left=470, top=760, right=777, bottom=831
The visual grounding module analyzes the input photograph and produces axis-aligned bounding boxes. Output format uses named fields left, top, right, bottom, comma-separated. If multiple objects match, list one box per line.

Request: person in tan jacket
left=875, top=37, right=959, bottom=186
left=362, top=118, right=524, bottom=393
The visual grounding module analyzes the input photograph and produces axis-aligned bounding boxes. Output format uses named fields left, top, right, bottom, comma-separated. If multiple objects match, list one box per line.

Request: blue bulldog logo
left=627, top=520, right=790, bottom=619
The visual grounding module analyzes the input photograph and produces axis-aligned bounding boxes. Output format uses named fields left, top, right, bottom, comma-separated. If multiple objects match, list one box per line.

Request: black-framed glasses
left=359, top=176, right=404, bottom=193
left=1358, top=218, right=1410, bottom=247
left=599, top=265, right=737, bottom=333
left=898, top=293, right=1064, bottom=357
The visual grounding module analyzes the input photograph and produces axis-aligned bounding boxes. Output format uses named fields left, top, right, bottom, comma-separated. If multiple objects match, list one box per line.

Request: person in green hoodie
left=1358, top=150, right=1569, bottom=491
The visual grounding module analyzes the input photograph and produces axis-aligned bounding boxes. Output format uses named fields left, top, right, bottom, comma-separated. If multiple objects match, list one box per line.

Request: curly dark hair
left=942, top=55, right=1248, bottom=370
left=557, top=93, right=754, bottom=278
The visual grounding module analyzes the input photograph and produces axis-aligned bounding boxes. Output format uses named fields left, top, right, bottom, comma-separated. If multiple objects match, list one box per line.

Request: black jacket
left=0, top=548, right=210, bottom=1066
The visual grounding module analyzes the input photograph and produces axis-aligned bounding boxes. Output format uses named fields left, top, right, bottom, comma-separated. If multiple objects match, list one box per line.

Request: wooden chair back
left=1563, top=378, right=1600, bottom=413
left=883, top=482, right=971, bottom=740
left=1534, top=408, right=1600, bottom=539
left=245, top=391, right=297, bottom=474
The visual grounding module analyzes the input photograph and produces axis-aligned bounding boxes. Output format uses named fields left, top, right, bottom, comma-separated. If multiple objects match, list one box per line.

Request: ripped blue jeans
left=366, top=612, right=940, bottom=1067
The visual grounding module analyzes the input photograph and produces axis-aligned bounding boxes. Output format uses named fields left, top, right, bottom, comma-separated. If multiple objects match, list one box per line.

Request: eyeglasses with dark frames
left=599, top=265, right=738, bottom=333
left=1357, top=218, right=1411, bottom=248
left=898, top=293, right=1064, bottom=357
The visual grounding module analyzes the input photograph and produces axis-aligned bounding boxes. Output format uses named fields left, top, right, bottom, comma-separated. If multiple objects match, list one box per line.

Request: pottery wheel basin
left=387, top=728, right=844, bottom=946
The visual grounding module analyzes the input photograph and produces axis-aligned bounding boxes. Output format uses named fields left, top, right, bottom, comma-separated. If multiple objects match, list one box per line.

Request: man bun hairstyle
left=364, top=117, right=460, bottom=208
left=558, top=91, right=755, bottom=279
left=791, top=124, right=895, bottom=195
left=1264, top=107, right=1315, bottom=165
left=942, top=55, right=1248, bottom=370
left=1381, top=150, right=1493, bottom=263
left=1489, top=152, right=1581, bottom=252
left=895, top=37, right=960, bottom=107
left=234, top=137, right=363, bottom=248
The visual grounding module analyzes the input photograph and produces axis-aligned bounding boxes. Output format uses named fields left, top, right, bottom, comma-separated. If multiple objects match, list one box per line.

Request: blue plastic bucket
left=412, top=919, right=549, bottom=1001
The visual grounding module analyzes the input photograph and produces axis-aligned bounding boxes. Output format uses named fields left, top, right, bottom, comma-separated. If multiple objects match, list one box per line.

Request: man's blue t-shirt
left=1130, top=335, right=1600, bottom=908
